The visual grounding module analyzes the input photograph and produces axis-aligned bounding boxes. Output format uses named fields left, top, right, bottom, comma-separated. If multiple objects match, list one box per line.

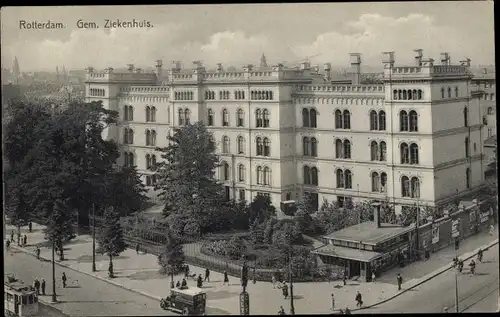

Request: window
left=222, top=136, right=230, bottom=153
left=393, top=90, right=398, bottom=100
left=336, top=169, right=344, bottom=188
left=184, top=109, right=190, bottom=125
left=145, top=130, right=151, bottom=146
left=263, top=109, right=270, bottom=127
left=370, top=110, right=378, bottom=131
left=371, top=141, right=379, bottom=161
left=463, top=107, right=468, bottom=127
left=146, top=106, right=151, bottom=122
left=335, top=110, right=342, bottom=129
left=345, top=170, right=352, bottom=189
left=257, top=166, right=263, bottom=184
left=221, top=162, right=230, bottom=181
left=310, top=109, right=317, bottom=128
left=237, top=109, right=244, bottom=127
left=335, top=139, right=343, bottom=158
left=409, top=111, right=418, bottom=132
left=222, top=109, right=229, bottom=126
left=311, top=137, right=318, bottom=157
left=372, top=172, right=380, bottom=192
left=418, top=90, right=423, bottom=100
left=379, top=111, right=386, bottom=131
left=465, top=137, right=469, bottom=157
left=311, top=167, right=318, bottom=186
left=487, top=107, right=493, bottom=115
left=466, top=168, right=471, bottom=188
left=441, top=88, right=445, bottom=99
left=410, top=143, right=419, bottom=164
left=237, top=136, right=245, bottom=154
left=401, top=143, right=409, bottom=164
left=263, top=138, right=270, bottom=157
left=302, top=108, right=310, bottom=127
left=262, top=167, right=270, bottom=185
left=303, top=166, right=318, bottom=186
left=448, top=87, right=452, bottom=98
left=401, top=176, right=410, bottom=197
left=239, top=189, right=246, bottom=201
left=411, top=177, right=420, bottom=198
left=343, top=140, right=351, bottom=159
left=178, top=108, right=184, bottom=126
left=151, top=106, right=156, bottom=122
left=381, top=172, right=387, bottom=192
left=207, top=109, right=214, bottom=126
left=303, top=166, right=311, bottom=184
left=455, top=87, right=459, bottom=97
left=256, top=109, right=263, bottom=128
left=238, top=164, right=245, bottom=182
left=123, top=128, right=134, bottom=144
left=256, top=137, right=263, bottom=156
left=123, top=152, right=134, bottom=168
left=343, top=110, right=351, bottom=129
left=303, top=137, right=310, bottom=156
left=124, top=105, right=134, bottom=121
left=400, top=111, right=409, bottom=131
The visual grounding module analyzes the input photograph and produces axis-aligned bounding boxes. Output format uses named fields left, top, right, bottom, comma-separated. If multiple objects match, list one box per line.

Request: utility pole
left=51, top=242, right=57, bottom=303
left=454, top=237, right=459, bottom=313
left=289, top=248, right=295, bottom=315
left=414, top=189, right=420, bottom=259
left=92, top=203, right=96, bottom=272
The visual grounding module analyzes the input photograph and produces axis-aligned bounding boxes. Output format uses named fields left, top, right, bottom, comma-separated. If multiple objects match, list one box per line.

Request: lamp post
left=92, top=203, right=96, bottom=272
left=51, top=242, right=57, bottom=303
left=289, top=248, right=295, bottom=315
left=240, top=259, right=250, bottom=315
left=454, top=237, right=459, bottom=313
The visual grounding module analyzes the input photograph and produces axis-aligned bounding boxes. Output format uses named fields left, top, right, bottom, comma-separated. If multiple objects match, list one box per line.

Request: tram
left=4, top=274, right=39, bottom=317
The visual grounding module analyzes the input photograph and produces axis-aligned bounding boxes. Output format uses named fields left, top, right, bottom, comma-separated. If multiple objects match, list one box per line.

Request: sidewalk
left=6, top=222, right=498, bottom=315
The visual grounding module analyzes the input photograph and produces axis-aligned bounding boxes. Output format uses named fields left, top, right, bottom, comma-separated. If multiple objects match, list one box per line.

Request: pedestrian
left=342, top=274, right=347, bottom=286
left=176, top=281, right=181, bottom=288
left=135, top=243, right=140, bottom=254
left=272, top=275, right=277, bottom=288
left=397, top=273, right=403, bottom=291
left=23, top=234, right=27, bottom=246
left=477, top=249, right=483, bottom=262
left=184, top=265, right=190, bottom=278
left=36, top=247, right=41, bottom=260
left=41, top=278, right=46, bottom=295
left=371, top=271, right=376, bottom=283
left=331, top=293, right=335, bottom=310
left=278, top=306, right=286, bottom=315
left=62, top=272, right=67, bottom=288
left=29, top=221, right=33, bottom=233
left=6, top=239, right=11, bottom=251
left=345, top=307, right=351, bottom=314
left=197, top=274, right=203, bottom=288
left=34, top=278, right=40, bottom=295
left=11, top=230, right=14, bottom=242
left=223, top=270, right=229, bottom=285
left=469, top=259, right=476, bottom=274
left=355, top=291, right=363, bottom=307
left=181, top=278, right=187, bottom=289
left=205, top=268, right=210, bottom=282
left=282, top=282, right=288, bottom=299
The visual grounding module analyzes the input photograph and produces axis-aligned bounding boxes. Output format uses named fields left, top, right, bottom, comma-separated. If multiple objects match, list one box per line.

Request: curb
left=344, top=239, right=499, bottom=313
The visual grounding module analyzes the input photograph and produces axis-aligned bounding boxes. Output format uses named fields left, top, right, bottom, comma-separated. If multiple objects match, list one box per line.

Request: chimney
left=216, top=63, right=223, bottom=72
left=127, top=64, right=135, bottom=72
left=86, top=67, right=94, bottom=73
left=413, top=49, right=423, bottom=66
left=134, top=68, right=142, bottom=73
left=372, top=202, right=381, bottom=228
left=299, top=61, right=310, bottom=70
left=324, top=63, right=331, bottom=81
left=382, top=51, right=395, bottom=68
left=349, top=53, right=361, bottom=85
left=171, top=61, right=181, bottom=72
left=440, top=52, right=449, bottom=65
left=483, top=68, right=488, bottom=74
left=155, top=60, right=163, bottom=83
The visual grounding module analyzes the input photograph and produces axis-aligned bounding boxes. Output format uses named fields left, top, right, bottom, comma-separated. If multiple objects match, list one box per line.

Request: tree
left=106, top=166, right=148, bottom=217
left=294, top=209, right=313, bottom=234
left=271, top=220, right=301, bottom=246
left=44, top=199, right=76, bottom=261
left=249, top=218, right=264, bottom=245
left=249, top=195, right=276, bottom=224
left=155, top=122, right=227, bottom=233
left=97, top=206, right=126, bottom=278
left=263, top=218, right=277, bottom=244
left=158, top=230, right=185, bottom=287
left=5, top=190, right=31, bottom=246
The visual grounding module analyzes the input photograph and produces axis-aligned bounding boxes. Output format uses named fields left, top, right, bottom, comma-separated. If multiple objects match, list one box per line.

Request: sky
left=0, top=2, right=495, bottom=72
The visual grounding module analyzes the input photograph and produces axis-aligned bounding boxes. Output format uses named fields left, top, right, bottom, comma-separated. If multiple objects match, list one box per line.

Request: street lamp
left=454, top=237, right=459, bottom=313
left=240, top=259, right=250, bottom=315
left=288, top=248, right=295, bottom=315
left=51, top=242, right=57, bottom=303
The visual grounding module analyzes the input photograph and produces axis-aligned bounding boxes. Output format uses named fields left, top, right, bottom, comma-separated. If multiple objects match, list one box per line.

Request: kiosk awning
left=312, top=244, right=382, bottom=263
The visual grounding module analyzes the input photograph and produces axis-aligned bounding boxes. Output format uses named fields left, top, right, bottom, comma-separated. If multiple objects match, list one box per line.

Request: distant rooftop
left=323, top=221, right=413, bottom=245
left=484, top=135, right=497, bottom=147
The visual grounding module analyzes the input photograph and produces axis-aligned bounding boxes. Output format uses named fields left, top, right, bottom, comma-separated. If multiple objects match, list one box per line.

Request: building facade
left=85, top=51, right=486, bottom=215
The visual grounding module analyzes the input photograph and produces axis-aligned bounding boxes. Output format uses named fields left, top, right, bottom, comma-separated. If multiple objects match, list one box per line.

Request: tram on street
left=4, top=274, right=39, bottom=317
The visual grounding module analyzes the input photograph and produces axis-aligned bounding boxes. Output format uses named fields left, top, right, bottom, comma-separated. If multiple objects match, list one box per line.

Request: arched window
left=400, top=111, right=409, bottom=131
left=401, top=176, right=410, bottom=197
left=411, top=177, right=420, bottom=198
left=418, top=90, right=423, bottom=100
left=408, top=90, right=412, bottom=100
left=303, top=137, right=310, bottom=156
left=222, top=136, right=230, bottom=153
left=237, top=136, right=245, bottom=154
left=466, top=168, right=471, bottom=188
left=238, top=164, right=245, bottom=182
left=207, top=109, right=214, bottom=126
left=219, top=91, right=223, bottom=100
left=222, top=162, right=230, bottom=181
left=441, top=88, right=445, bottom=99
left=263, top=109, right=270, bottom=127
left=237, top=109, right=244, bottom=127
left=256, top=137, right=263, bottom=156
left=129, top=129, right=134, bottom=144
left=371, top=141, right=379, bottom=161
left=455, top=87, right=459, bottom=98
left=302, top=108, right=310, bottom=127
left=123, top=129, right=129, bottom=144
left=393, top=90, right=398, bottom=100
left=146, top=154, right=151, bottom=169
left=124, top=152, right=129, bottom=167
left=343, top=140, right=351, bottom=159
left=146, top=106, right=151, bottom=122
left=269, top=91, right=273, bottom=100
left=303, top=166, right=311, bottom=184
left=448, top=87, right=452, bottom=98
left=412, top=89, right=417, bottom=100
left=398, top=90, right=402, bottom=100
left=167, top=107, right=171, bottom=124
left=310, top=109, right=317, bottom=128
left=370, top=110, right=378, bottom=130
left=151, top=107, right=156, bottom=122
left=381, top=172, right=387, bottom=192
left=372, top=172, right=380, bottom=192
left=410, top=143, right=419, bottom=164
left=380, top=141, right=387, bottom=161
left=345, top=170, right=352, bottom=189
left=265, top=91, right=269, bottom=100
left=463, top=107, right=468, bottom=127
left=128, top=152, right=134, bottom=167
left=311, top=167, right=318, bottom=186
left=409, top=111, right=418, bottom=132
left=343, top=110, right=351, bottom=129
left=263, top=167, right=270, bottom=185
left=124, top=105, right=129, bottom=121
left=379, top=111, right=386, bottom=130
left=488, top=107, right=493, bottom=115
left=263, top=138, right=270, bottom=157
left=257, top=166, right=262, bottom=184
left=151, top=154, right=156, bottom=167
left=335, top=139, right=343, bottom=158
left=311, top=137, right=318, bottom=157
left=256, top=109, right=263, bottom=127
left=335, top=110, right=342, bottom=129
left=402, top=90, right=407, bottom=100
left=145, top=130, right=151, bottom=146
left=184, top=109, right=190, bottom=125
left=465, top=137, right=469, bottom=157
left=336, top=169, right=344, bottom=188
left=222, top=109, right=229, bottom=126
left=178, top=108, right=184, bottom=126
left=128, top=106, right=134, bottom=121
left=401, top=143, right=409, bottom=164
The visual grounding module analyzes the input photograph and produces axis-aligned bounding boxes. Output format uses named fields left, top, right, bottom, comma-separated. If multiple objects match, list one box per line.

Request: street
left=358, top=244, right=499, bottom=313
left=4, top=249, right=173, bottom=316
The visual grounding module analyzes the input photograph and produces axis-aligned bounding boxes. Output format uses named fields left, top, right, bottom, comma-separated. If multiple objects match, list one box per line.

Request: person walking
left=135, top=243, right=140, bottom=254
left=223, top=270, right=229, bottom=285
left=176, top=281, right=181, bottom=288
left=355, top=291, right=363, bottom=307
left=23, top=234, right=27, bottom=246
left=371, top=270, right=376, bottom=283
left=342, top=274, right=347, bottom=286
left=184, top=265, right=190, bottom=278
left=41, top=278, right=46, bottom=295
left=34, top=278, right=40, bottom=295
left=62, top=272, right=67, bottom=288
left=397, top=273, right=403, bottom=291
left=278, top=306, right=286, bottom=315
left=204, top=268, right=210, bottom=282
left=36, top=247, right=41, bottom=260
left=28, top=221, right=33, bottom=233
left=282, top=282, right=289, bottom=299
left=11, top=230, right=14, bottom=243
left=331, top=293, right=336, bottom=311
left=469, top=259, right=476, bottom=274
left=181, top=278, right=187, bottom=289
left=477, top=249, right=483, bottom=262
left=272, top=274, right=277, bottom=289
left=6, top=239, right=11, bottom=251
